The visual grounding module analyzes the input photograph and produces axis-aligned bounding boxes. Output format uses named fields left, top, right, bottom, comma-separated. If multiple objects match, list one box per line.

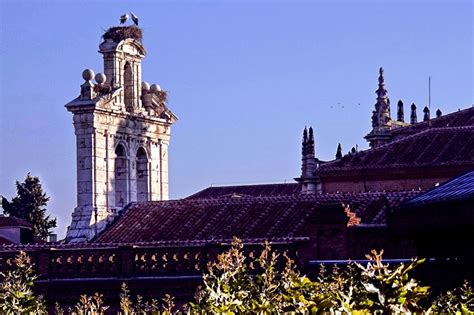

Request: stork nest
left=103, top=26, right=143, bottom=43
left=93, top=84, right=112, bottom=96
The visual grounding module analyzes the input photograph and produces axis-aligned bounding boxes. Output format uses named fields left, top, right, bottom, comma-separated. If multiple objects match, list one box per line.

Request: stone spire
left=307, top=126, right=315, bottom=155
left=423, top=106, right=430, bottom=122
left=372, top=67, right=391, bottom=128
left=397, top=100, right=404, bottom=122
left=365, top=67, right=392, bottom=148
left=410, top=103, right=417, bottom=124
left=295, top=126, right=321, bottom=194
left=335, top=143, right=342, bottom=159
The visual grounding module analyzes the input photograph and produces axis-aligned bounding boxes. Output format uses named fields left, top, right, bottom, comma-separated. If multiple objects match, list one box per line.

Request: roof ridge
left=391, top=106, right=474, bottom=134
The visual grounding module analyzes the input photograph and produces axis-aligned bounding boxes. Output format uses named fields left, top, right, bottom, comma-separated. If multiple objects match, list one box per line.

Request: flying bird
left=120, top=14, right=129, bottom=25
left=130, top=12, right=139, bottom=26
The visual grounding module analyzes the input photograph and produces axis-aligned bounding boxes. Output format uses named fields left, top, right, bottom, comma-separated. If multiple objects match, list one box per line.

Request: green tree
left=2, top=173, right=56, bottom=240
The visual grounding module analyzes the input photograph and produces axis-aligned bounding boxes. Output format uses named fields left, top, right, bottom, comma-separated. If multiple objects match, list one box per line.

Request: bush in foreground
left=1, top=242, right=473, bottom=314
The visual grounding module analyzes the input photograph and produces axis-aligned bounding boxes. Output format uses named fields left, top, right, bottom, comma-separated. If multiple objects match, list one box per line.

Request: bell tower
left=65, top=24, right=177, bottom=242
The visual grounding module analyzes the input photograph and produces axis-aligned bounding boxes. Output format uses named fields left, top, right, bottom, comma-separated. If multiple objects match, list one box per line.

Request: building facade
left=0, top=20, right=472, bottom=308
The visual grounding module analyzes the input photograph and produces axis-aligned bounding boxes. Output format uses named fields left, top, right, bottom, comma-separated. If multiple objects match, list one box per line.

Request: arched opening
left=114, top=144, right=128, bottom=208
left=124, top=62, right=133, bottom=112
left=136, top=147, right=149, bottom=202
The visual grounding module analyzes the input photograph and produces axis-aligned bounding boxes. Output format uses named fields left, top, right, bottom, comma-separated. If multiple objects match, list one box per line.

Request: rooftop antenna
left=428, top=76, right=432, bottom=127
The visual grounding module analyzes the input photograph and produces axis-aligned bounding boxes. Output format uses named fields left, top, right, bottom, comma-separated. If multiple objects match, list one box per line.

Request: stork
left=130, top=12, right=139, bottom=26
left=120, top=13, right=129, bottom=25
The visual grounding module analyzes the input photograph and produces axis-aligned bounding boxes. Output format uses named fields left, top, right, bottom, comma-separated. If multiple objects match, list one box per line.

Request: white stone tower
left=65, top=24, right=177, bottom=242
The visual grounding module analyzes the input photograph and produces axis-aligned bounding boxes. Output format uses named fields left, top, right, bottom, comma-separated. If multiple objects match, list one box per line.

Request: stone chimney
left=423, top=106, right=430, bottom=122
left=335, top=143, right=342, bottom=159
left=397, top=100, right=404, bottom=122
left=410, top=103, right=417, bottom=124
left=295, top=127, right=322, bottom=194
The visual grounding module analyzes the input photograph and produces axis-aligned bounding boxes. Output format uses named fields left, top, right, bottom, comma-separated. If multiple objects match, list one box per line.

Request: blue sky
left=0, top=0, right=472, bottom=237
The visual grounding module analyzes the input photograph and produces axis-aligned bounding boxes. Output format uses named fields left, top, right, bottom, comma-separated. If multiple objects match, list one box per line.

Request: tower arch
left=136, top=147, right=149, bottom=202
left=114, top=143, right=128, bottom=208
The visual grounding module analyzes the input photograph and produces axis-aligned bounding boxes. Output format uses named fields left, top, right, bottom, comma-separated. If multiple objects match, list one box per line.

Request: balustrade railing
left=0, top=241, right=301, bottom=280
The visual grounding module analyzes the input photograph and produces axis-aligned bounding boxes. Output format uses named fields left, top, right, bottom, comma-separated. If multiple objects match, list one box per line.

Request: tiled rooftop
left=0, top=216, right=32, bottom=228
left=321, top=126, right=474, bottom=172
left=186, top=183, right=300, bottom=199
left=390, top=106, right=474, bottom=138
left=94, top=191, right=420, bottom=243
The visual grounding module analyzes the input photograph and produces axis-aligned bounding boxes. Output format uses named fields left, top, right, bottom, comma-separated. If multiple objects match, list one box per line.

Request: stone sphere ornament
left=95, top=73, right=106, bottom=84
left=150, top=84, right=161, bottom=93
left=82, top=69, right=95, bottom=81
left=142, top=82, right=150, bottom=91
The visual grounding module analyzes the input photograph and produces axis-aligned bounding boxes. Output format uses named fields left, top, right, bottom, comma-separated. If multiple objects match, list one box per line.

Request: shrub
left=430, top=280, right=474, bottom=314
left=0, top=251, right=47, bottom=314
left=190, top=238, right=433, bottom=313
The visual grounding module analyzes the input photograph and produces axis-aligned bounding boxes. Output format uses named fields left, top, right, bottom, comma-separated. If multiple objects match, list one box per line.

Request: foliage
left=430, top=280, right=474, bottom=314
left=190, top=238, right=433, bottom=314
left=0, top=251, right=47, bottom=314
left=2, top=244, right=473, bottom=314
left=67, top=293, right=109, bottom=315
left=354, top=249, right=430, bottom=313
left=191, top=238, right=325, bottom=313
left=2, top=173, right=57, bottom=240
left=118, top=282, right=161, bottom=314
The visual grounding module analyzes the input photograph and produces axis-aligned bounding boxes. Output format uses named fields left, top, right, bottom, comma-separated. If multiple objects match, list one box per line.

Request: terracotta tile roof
left=0, top=216, right=32, bottom=228
left=186, top=183, right=300, bottom=199
left=93, top=191, right=420, bottom=243
left=321, top=126, right=474, bottom=172
left=405, top=169, right=474, bottom=206
left=390, top=106, right=474, bottom=138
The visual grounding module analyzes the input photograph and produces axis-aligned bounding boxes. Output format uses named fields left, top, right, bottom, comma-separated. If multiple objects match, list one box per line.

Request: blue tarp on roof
left=405, top=169, right=474, bottom=206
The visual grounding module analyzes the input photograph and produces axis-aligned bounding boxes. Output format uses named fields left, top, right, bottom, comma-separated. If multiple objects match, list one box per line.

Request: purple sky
left=0, top=0, right=472, bottom=237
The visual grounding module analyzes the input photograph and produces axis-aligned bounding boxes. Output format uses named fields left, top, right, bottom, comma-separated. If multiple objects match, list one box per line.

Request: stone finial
left=302, top=127, right=308, bottom=144
left=80, top=69, right=96, bottom=100
left=308, top=126, right=314, bottom=143
left=410, top=103, right=417, bottom=124
left=150, top=84, right=161, bottom=93
left=141, top=82, right=152, bottom=109
left=307, top=127, right=315, bottom=156
left=423, top=106, right=430, bottom=122
left=436, top=109, right=442, bottom=118
left=82, top=69, right=94, bottom=81
left=336, top=143, right=342, bottom=159
left=397, top=100, right=404, bottom=122
left=95, top=73, right=106, bottom=84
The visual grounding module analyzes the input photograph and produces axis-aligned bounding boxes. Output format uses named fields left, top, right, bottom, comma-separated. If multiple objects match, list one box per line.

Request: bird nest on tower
left=103, top=26, right=143, bottom=43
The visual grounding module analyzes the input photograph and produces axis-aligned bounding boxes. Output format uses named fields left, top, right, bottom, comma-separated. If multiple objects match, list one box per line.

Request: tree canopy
left=1, top=173, right=56, bottom=240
